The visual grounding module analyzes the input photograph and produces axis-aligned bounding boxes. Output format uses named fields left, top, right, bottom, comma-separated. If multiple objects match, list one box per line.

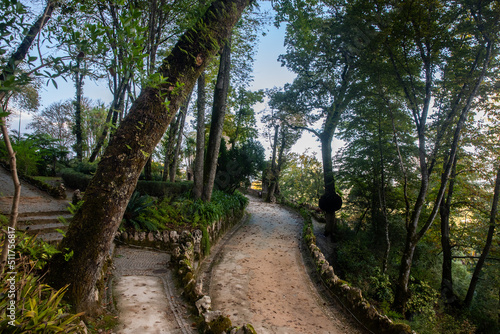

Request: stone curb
left=116, top=207, right=256, bottom=334
left=299, top=211, right=415, bottom=334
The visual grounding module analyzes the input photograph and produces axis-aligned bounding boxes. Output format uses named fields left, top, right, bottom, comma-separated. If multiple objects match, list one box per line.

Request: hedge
left=61, top=169, right=193, bottom=197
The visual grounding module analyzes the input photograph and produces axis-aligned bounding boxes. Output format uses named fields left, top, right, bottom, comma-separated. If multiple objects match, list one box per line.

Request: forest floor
left=200, top=196, right=368, bottom=334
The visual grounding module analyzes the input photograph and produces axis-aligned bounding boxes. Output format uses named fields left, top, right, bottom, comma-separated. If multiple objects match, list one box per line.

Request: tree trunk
left=169, top=91, right=192, bottom=182
left=321, top=131, right=336, bottom=238
left=89, top=78, right=129, bottom=162
left=144, top=157, right=153, bottom=180
left=266, top=124, right=279, bottom=203
left=162, top=112, right=181, bottom=181
left=440, top=154, right=459, bottom=307
left=193, top=73, right=206, bottom=199
left=202, top=35, right=232, bottom=202
left=378, top=117, right=390, bottom=274
left=463, top=164, right=500, bottom=309
left=393, top=38, right=493, bottom=315
left=74, top=56, right=84, bottom=162
left=0, top=123, right=21, bottom=274
left=45, top=0, right=250, bottom=314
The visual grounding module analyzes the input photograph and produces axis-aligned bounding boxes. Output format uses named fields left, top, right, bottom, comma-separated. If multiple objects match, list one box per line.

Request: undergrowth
left=120, top=190, right=248, bottom=232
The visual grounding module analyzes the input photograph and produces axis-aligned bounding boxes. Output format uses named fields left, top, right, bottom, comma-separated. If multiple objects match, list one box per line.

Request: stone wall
left=302, top=221, right=415, bottom=334
left=115, top=208, right=256, bottom=334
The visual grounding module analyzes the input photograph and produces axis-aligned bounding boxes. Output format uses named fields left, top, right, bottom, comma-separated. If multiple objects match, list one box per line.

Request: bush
left=73, top=161, right=98, bottom=175
left=61, top=168, right=92, bottom=191
left=0, top=233, right=83, bottom=333
left=129, top=190, right=249, bottom=232
left=121, top=192, right=161, bottom=231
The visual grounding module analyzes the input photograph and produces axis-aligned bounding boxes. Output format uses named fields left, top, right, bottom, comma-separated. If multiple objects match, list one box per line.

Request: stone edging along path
left=299, top=207, right=415, bottom=334
left=114, top=195, right=414, bottom=334
left=114, top=206, right=257, bottom=333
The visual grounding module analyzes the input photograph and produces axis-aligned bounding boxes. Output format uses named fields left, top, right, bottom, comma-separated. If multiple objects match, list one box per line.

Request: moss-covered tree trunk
left=45, top=0, right=251, bottom=314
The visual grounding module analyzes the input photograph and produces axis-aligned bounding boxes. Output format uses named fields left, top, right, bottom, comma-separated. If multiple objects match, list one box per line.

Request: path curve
left=208, top=196, right=367, bottom=334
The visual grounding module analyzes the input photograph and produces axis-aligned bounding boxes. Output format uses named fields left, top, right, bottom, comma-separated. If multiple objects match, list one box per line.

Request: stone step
left=18, top=222, right=68, bottom=235
left=17, top=210, right=70, bottom=218
left=17, top=214, right=72, bottom=226
left=38, top=231, right=65, bottom=245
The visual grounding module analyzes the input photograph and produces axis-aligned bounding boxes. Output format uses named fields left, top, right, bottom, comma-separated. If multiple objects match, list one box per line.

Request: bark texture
left=45, top=0, right=251, bottom=313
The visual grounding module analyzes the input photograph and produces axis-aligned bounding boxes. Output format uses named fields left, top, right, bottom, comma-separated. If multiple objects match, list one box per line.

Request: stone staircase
left=16, top=210, right=72, bottom=244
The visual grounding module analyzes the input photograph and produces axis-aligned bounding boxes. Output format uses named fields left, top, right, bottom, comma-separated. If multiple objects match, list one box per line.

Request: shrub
left=0, top=233, right=83, bottom=333
left=368, top=268, right=394, bottom=304
left=60, top=168, right=91, bottom=190
left=73, top=161, right=98, bottom=175
left=121, top=192, right=160, bottom=231
left=407, top=277, right=439, bottom=321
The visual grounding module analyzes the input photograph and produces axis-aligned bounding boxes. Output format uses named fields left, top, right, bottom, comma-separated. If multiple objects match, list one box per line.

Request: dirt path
left=208, top=196, right=367, bottom=334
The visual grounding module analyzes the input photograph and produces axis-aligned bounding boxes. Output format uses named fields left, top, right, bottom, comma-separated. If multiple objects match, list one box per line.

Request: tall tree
left=274, top=0, right=367, bottom=238
left=202, top=35, right=232, bottom=202
left=46, top=0, right=252, bottom=313
left=0, top=0, right=58, bottom=272
left=193, top=73, right=206, bottom=198
left=350, top=0, right=500, bottom=312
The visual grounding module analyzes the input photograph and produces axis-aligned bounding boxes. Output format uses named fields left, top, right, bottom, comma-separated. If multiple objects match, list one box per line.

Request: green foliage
left=368, top=268, right=394, bottom=304
left=201, top=226, right=211, bottom=256
left=131, top=190, right=248, bottom=232
left=215, top=138, right=265, bottom=194
left=0, top=233, right=83, bottom=333
left=135, top=180, right=193, bottom=198
left=60, top=168, right=92, bottom=191
left=0, top=138, right=40, bottom=176
left=280, top=151, right=324, bottom=207
left=15, top=234, right=61, bottom=270
left=0, top=274, right=84, bottom=333
left=121, top=192, right=158, bottom=231
left=73, top=161, right=98, bottom=175
left=407, top=278, right=439, bottom=320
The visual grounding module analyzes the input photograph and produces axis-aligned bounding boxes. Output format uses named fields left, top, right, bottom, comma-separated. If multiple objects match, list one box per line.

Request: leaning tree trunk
left=0, top=0, right=55, bottom=272
left=193, top=73, right=206, bottom=199
left=45, top=0, right=251, bottom=314
left=202, top=35, right=232, bottom=202
left=463, top=164, right=500, bottom=309
left=0, top=123, right=21, bottom=274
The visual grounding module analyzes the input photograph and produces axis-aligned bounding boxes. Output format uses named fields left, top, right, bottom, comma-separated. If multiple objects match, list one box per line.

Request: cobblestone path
left=207, top=196, right=367, bottom=334
left=112, top=246, right=197, bottom=334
